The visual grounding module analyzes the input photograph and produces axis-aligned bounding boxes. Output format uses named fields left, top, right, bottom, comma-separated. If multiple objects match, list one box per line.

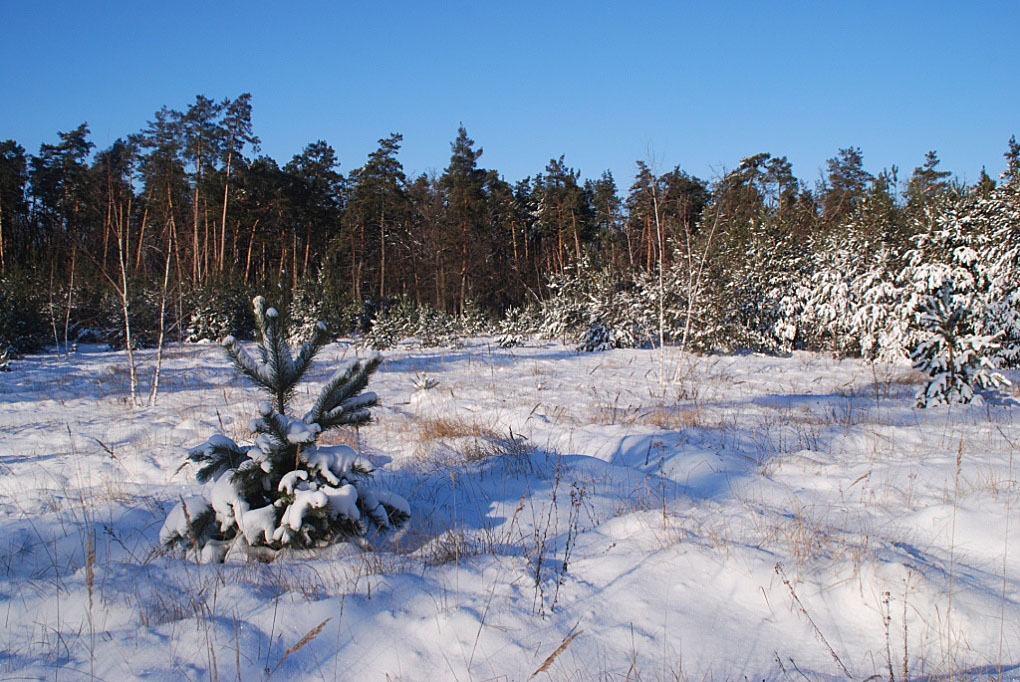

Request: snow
left=322, top=483, right=360, bottom=521
left=1, top=339, right=1019, bottom=680
left=208, top=468, right=248, bottom=530
left=159, top=494, right=210, bottom=545
left=187, top=434, right=241, bottom=458
left=278, top=469, right=309, bottom=494
left=239, top=503, right=278, bottom=545
left=277, top=488, right=327, bottom=535
left=302, top=444, right=371, bottom=483
left=284, top=416, right=320, bottom=444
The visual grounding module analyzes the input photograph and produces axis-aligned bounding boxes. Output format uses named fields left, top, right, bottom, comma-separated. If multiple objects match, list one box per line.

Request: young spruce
left=160, top=295, right=409, bottom=562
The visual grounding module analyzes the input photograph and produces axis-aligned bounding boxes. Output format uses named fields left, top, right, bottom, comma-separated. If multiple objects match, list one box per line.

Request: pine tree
left=820, top=147, right=873, bottom=227
left=905, top=150, right=952, bottom=215
left=160, top=295, right=409, bottom=562
left=496, top=305, right=535, bottom=348
left=578, top=317, right=614, bottom=352
left=910, top=284, right=1010, bottom=407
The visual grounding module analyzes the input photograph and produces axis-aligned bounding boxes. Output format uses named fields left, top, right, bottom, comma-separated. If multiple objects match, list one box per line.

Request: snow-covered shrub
left=577, top=317, right=614, bottom=352
left=186, top=303, right=232, bottom=344
left=0, top=272, right=50, bottom=354
left=896, top=193, right=1001, bottom=371
left=539, top=259, right=655, bottom=348
left=539, top=266, right=594, bottom=344
left=721, top=222, right=810, bottom=353
left=186, top=285, right=255, bottom=343
left=361, top=298, right=414, bottom=349
left=799, top=228, right=909, bottom=361
left=0, top=344, right=11, bottom=372
left=458, top=299, right=490, bottom=336
left=286, top=280, right=325, bottom=345
left=979, top=178, right=1020, bottom=366
left=289, top=272, right=358, bottom=344
left=910, top=284, right=1010, bottom=407
left=360, top=298, right=466, bottom=349
left=496, top=305, right=537, bottom=348
left=415, top=306, right=462, bottom=348
left=92, top=287, right=165, bottom=349
left=161, top=295, right=409, bottom=561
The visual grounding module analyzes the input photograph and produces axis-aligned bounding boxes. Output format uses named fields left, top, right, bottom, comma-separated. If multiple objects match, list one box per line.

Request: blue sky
left=2, top=1, right=1017, bottom=189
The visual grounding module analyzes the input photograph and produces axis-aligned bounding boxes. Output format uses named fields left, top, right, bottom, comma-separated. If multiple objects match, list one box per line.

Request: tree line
left=1, top=93, right=1017, bottom=353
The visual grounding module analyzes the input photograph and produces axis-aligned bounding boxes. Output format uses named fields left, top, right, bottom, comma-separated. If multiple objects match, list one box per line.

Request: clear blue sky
left=2, top=1, right=1017, bottom=189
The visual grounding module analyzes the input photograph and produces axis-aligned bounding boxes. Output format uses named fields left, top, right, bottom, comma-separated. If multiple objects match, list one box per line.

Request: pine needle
left=272, top=618, right=331, bottom=673
left=528, top=629, right=582, bottom=679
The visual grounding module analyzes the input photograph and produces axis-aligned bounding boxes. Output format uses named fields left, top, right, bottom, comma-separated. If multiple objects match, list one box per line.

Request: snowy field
left=1, top=339, right=1019, bottom=681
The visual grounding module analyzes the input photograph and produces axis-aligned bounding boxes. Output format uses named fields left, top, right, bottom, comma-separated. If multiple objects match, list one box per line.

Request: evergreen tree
left=161, top=295, right=409, bottom=561
left=1003, top=135, right=1020, bottom=183
left=971, top=175, right=1020, bottom=367
left=910, top=284, right=1010, bottom=407
left=134, top=105, right=191, bottom=291
left=284, top=141, right=345, bottom=285
left=483, top=172, right=525, bottom=310
left=0, top=140, right=29, bottom=271
left=974, top=167, right=996, bottom=196
left=440, top=126, right=488, bottom=312
left=535, top=156, right=590, bottom=272
left=180, top=95, right=225, bottom=282
left=821, top=147, right=873, bottom=227
left=587, top=171, right=623, bottom=265
left=30, top=123, right=95, bottom=250
left=345, top=134, right=408, bottom=301
left=624, top=161, right=660, bottom=270
left=215, top=93, right=260, bottom=274
left=905, top=150, right=952, bottom=215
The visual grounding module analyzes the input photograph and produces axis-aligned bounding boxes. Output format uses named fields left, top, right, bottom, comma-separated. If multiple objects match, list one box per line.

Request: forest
left=1, top=93, right=1018, bottom=373
left=4, top=92, right=1020, bottom=679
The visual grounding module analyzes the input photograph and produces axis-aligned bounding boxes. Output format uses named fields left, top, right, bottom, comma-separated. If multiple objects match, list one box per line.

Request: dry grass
left=746, top=501, right=872, bottom=572
left=416, top=416, right=497, bottom=442
left=318, top=428, right=359, bottom=447
left=588, top=404, right=704, bottom=430
left=640, top=406, right=705, bottom=430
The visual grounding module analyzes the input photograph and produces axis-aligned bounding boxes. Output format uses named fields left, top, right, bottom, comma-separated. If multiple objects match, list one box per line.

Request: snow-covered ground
left=1, top=339, right=1019, bottom=681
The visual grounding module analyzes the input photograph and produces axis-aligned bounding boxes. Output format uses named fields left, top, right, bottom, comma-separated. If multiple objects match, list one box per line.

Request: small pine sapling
left=577, top=317, right=615, bottom=352
left=161, top=295, right=409, bottom=561
left=496, top=305, right=532, bottom=348
left=910, top=284, right=1011, bottom=407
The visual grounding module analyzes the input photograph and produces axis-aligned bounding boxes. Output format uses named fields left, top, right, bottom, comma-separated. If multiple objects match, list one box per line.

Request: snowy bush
left=185, top=285, right=255, bottom=343
left=496, top=305, right=537, bottom=348
left=799, top=229, right=909, bottom=361
left=539, top=259, right=655, bottom=349
left=361, top=297, right=416, bottom=349
left=161, top=295, right=409, bottom=561
left=577, top=317, right=615, bottom=352
left=415, top=306, right=462, bottom=348
left=0, top=344, right=11, bottom=372
left=458, top=299, right=491, bottom=336
left=289, top=272, right=359, bottom=344
left=978, top=179, right=1020, bottom=366
left=0, top=273, right=50, bottom=354
left=910, top=284, right=1010, bottom=407
left=285, top=280, right=325, bottom=345
left=360, top=298, right=466, bottom=349
left=713, top=222, right=809, bottom=353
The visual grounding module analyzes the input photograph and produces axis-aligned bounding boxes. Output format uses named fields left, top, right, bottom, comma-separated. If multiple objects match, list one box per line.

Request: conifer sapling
left=910, top=284, right=1011, bottom=407
left=160, top=295, right=409, bottom=561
